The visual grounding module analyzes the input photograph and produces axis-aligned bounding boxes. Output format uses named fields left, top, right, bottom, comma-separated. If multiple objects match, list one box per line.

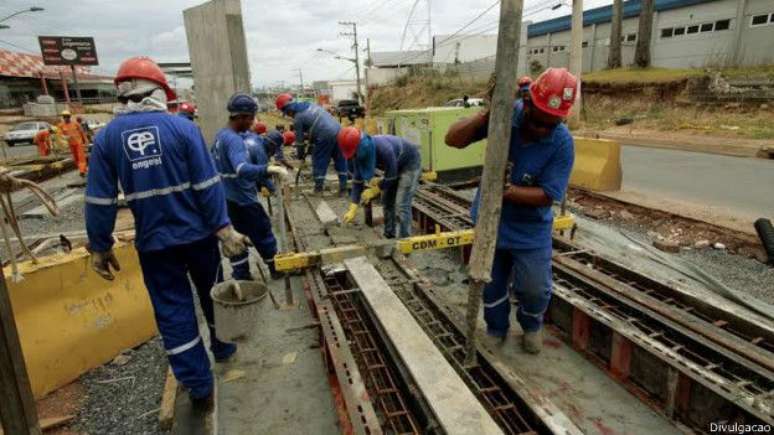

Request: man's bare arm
left=445, top=109, right=490, bottom=148
left=502, top=184, right=552, bottom=207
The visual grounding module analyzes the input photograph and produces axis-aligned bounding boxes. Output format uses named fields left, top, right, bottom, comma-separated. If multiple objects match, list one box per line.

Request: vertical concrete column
left=517, top=21, right=530, bottom=77
left=732, top=0, right=748, bottom=66
left=546, top=33, right=553, bottom=67
left=589, top=24, right=597, bottom=72
left=184, top=0, right=251, bottom=144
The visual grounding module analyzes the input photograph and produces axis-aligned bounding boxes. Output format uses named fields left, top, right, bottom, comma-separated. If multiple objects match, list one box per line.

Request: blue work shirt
left=472, top=102, right=575, bottom=249
left=211, top=128, right=268, bottom=206
left=291, top=103, right=340, bottom=152
left=263, top=130, right=286, bottom=161
left=85, top=111, right=229, bottom=253
left=242, top=131, right=275, bottom=192
left=350, top=135, right=421, bottom=203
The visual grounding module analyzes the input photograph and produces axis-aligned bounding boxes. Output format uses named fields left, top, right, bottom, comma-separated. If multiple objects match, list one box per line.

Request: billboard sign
left=38, top=36, right=98, bottom=66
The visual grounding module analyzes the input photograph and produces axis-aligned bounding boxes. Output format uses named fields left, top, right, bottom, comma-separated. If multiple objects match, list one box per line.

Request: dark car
left=334, top=99, right=365, bottom=121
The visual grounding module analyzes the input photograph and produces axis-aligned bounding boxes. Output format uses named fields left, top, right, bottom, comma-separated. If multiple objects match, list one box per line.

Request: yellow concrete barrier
left=5, top=242, right=156, bottom=398
left=570, top=136, right=622, bottom=191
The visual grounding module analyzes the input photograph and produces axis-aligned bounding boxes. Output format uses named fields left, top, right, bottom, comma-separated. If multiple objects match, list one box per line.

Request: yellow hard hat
left=61, top=110, right=71, bottom=116
left=50, top=126, right=58, bottom=133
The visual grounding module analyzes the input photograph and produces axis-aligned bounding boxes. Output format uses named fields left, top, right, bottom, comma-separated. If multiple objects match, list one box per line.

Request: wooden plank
left=159, top=367, right=178, bottom=431
left=0, top=267, right=41, bottom=434
left=344, top=256, right=502, bottom=435
left=314, top=199, right=339, bottom=227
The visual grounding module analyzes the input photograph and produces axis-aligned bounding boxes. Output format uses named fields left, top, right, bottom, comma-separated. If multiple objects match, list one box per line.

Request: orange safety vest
left=56, top=121, right=86, bottom=146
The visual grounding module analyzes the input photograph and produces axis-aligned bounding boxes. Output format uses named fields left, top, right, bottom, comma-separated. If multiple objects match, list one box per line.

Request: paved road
left=1, top=142, right=40, bottom=160
left=621, top=146, right=774, bottom=219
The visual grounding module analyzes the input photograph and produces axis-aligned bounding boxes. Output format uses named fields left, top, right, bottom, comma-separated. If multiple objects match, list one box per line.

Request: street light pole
left=0, top=7, right=44, bottom=24
left=339, top=21, right=363, bottom=104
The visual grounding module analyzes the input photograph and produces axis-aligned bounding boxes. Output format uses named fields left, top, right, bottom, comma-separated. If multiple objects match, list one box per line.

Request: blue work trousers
left=226, top=200, right=278, bottom=280
left=137, top=236, right=235, bottom=399
left=312, top=138, right=348, bottom=191
left=382, top=164, right=421, bottom=239
left=483, top=246, right=553, bottom=336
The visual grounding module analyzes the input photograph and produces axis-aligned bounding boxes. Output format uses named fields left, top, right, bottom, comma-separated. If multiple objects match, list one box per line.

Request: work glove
left=361, top=185, right=381, bottom=205
left=216, top=225, right=251, bottom=257
left=342, top=202, right=359, bottom=224
left=267, top=165, right=291, bottom=183
left=90, top=249, right=121, bottom=281
left=260, top=186, right=272, bottom=198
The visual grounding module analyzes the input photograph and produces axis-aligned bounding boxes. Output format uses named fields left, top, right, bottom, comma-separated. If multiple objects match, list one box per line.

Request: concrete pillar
left=732, top=0, right=748, bottom=66
left=184, top=0, right=251, bottom=144
left=589, top=24, right=597, bottom=72
left=546, top=33, right=553, bottom=67
left=517, top=21, right=530, bottom=77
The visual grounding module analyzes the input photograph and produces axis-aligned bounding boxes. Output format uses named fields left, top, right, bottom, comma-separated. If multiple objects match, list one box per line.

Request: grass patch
left=583, top=67, right=704, bottom=84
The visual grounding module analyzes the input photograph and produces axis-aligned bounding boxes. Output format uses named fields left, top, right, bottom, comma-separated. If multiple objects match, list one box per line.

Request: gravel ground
left=74, top=336, right=169, bottom=435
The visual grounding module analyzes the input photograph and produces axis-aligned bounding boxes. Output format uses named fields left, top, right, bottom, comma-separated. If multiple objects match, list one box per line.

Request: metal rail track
left=412, top=184, right=774, bottom=429
left=285, top=194, right=569, bottom=434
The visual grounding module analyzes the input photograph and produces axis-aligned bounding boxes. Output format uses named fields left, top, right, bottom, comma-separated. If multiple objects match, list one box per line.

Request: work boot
left=338, top=187, right=347, bottom=198
left=212, top=340, right=237, bottom=363
left=313, top=185, right=324, bottom=197
left=191, top=392, right=214, bottom=415
left=266, top=259, right=285, bottom=280
left=522, top=329, right=543, bottom=354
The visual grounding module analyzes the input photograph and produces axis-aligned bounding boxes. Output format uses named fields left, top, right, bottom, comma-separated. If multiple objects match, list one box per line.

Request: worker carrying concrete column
left=445, top=68, right=577, bottom=355
left=34, top=126, right=54, bottom=157
left=256, top=125, right=295, bottom=170
left=85, top=56, right=250, bottom=414
left=178, top=101, right=197, bottom=121
left=517, top=76, right=532, bottom=101
left=57, top=109, right=88, bottom=177
left=338, top=127, right=422, bottom=239
left=212, top=93, right=290, bottom=280
left=275, top=93, right=348, bottom=195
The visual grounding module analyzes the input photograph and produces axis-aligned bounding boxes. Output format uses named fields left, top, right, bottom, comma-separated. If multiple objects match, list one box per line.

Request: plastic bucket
left=211, top=280, right=268, bottom=342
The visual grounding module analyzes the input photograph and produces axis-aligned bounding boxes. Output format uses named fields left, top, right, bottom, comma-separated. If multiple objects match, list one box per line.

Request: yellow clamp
left=552, top=212, right=575, bottom=232
left=396, top=229, right=475, bottom=254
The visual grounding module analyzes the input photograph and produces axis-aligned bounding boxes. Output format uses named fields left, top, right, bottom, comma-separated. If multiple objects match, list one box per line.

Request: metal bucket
left=211, top=280, right=268, bottom=342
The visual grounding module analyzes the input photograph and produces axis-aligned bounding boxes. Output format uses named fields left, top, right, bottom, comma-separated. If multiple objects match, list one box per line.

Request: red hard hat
left=253, top=122, right=267, bottom=134
left=518, top=76, right=532, bottom=86
left=275, top=93, right=293, bottom=111
left=529, top=68, right=577, bottom=117
left=337, top=126, right=361, bottom=160
left=179, top=102, right=196, bottom=114
left=114, top=56, right=176, bottom=101
left=282, top=130, right=296, bottom=145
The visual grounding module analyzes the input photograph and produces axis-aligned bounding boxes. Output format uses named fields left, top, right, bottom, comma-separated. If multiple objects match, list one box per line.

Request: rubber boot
left=266, top=258, right=284, bottom=280
left=522, top=329, right=543, bottom=354
left=313, top=184, right=324, bottom=198
left=210, top=329, right=237, bottom=363
left=191, top=391, right=214, bottom=415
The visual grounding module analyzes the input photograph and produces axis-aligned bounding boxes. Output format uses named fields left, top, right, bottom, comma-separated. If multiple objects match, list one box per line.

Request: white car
left=444, top=97, right=485, bottom=108
left=3, top=121, right=52, bottom=147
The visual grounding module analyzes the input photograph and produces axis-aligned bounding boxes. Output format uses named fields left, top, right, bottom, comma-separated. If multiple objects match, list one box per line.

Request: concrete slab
left=345, top=256, right=503, bottom=435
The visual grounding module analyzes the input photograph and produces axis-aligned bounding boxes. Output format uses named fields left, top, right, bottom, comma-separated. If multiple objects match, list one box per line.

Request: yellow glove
left=367, top=177, right=381, bottom=188
left=342, top=203, right=359, bottom=224
left=260, top=187, right=271, bottom=198
left=361, top=185, right=381, bottom=205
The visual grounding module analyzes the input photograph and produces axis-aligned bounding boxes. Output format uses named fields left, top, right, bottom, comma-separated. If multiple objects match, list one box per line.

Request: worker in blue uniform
left=262, top=129, right=295, bottom=170
left=85, top=56, right=249, bottom=413
left=275, top=93, right=347, bottom=195
left=337, top=127, right=422, bottom=239
left=445, top=68, right=578, bottom=354
left=212, top=93, right=290, bottom=280
left=242, top=125, right=276, bottom=199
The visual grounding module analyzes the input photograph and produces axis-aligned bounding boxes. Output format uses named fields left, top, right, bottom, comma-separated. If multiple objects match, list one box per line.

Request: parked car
left=334, top=99, right=365, bottom=121
left=444, top=97, right=485, bottom=108
left=3, top=121, right=52, bottom=147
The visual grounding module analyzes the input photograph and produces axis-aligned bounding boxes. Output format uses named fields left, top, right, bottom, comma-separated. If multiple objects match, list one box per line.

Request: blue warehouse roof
left=527, top=0, right=721, bottom=37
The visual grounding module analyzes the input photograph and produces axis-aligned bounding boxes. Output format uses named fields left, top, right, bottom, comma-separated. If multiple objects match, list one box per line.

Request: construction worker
left=275, top=93, right=347, bottom=195
left=57, top=110, right=88, bottom=176
left=337, top=127, right=422, bottom=239
left=445, top=68, right=577, bottom=354
left=33, top=126, right=53, bottom=157
left=242, top=121, right=277, bottom=201
left=212, top=93, right=290, bottom=280
left=262, top=129, right=295, bottom=170
left=85, top=56, right=250, bottom=413
left=178, top=102, right=196, bottom=121
left=517, top=76, right=532, bottom=101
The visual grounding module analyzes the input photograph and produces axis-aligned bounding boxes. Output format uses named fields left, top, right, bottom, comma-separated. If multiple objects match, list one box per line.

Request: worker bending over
left=275, top=93, right=347, bottom=195
left=337, top=127, right=422, bottom=239
left=34, top=126, right=54, bottom=157
left=261, top=127, right=296, bottom=170
left=85, top=57, right=249, bottom=413
left=445, top=68, right=577, bottom=354
left=57, top=110, right=88, bottom=176
left=212, top=93, right=289, bottom=280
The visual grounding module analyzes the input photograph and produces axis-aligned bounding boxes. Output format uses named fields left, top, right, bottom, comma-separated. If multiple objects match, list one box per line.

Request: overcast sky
left=0, top=0, right=612, bottom=88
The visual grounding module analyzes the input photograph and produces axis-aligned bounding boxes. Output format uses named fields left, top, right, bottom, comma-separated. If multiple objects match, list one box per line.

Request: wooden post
left=0, top=267, right=41, bottom=434
left=463, top=0, right=523, bottom=366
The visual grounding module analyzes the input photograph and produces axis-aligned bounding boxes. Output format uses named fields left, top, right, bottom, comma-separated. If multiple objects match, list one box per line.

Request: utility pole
left=339, top=21, right=363, bottom=104
left=364, top=38, right=372, bottom=113
left=568, top=0, right=583, bottom=124
left=608, top=0, right=622, bottom=69
left=635, top=0, right=655, bottom=68
left=296, top=68, right=304, bottom=96
left=463, top=0, right=523, bottom=366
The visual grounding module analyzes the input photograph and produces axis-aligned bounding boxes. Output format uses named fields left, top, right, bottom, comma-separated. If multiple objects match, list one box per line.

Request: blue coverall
left=263, top=130, right=286, bottom=162
left=285, top=102, right=346, bottom=191
left=85, top=111, right=234, bottom=400
left=212, top=128, right=278, bottom=279
left=350, top=135, right=421, bottom=238
left=243, top=131, right=275, bottom=193
left=471, top=101, right=574, bottom=336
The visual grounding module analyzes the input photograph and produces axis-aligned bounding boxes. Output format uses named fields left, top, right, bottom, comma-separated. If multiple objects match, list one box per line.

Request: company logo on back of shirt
left=122, top=126, right=163, bottom=170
